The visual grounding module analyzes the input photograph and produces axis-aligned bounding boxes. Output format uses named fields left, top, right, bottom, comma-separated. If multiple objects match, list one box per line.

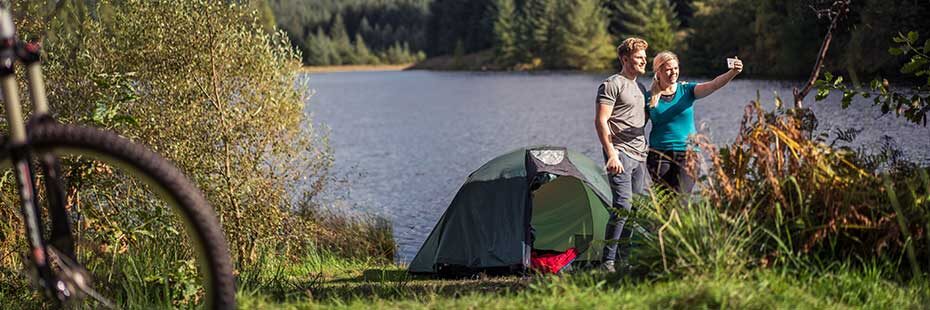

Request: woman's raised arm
left=694, top=57, right=743, bottom=99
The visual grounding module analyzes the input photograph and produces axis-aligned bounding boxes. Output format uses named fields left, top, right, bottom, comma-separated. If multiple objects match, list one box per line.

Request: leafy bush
left=703, top=101, right=930, bottom=272
left=1, top=1, right=394, bottom=303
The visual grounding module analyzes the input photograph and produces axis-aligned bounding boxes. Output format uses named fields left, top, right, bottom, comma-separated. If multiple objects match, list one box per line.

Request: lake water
left=303, top=70, right=930, bottom=263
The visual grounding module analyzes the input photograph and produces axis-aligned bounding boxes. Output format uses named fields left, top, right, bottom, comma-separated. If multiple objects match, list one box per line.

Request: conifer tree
left=517, top=0, right=555, bottom=64
left=353, top=33, right=379, bottom=65
left=492, top=0, right=518, bottom=66
left=329, top=14, right=354, bottom=63
left=611, top=0, right=680, bottom=53
left=550, top=0, right=615, bottom=70
left=305, top=28, right=339, bottom=65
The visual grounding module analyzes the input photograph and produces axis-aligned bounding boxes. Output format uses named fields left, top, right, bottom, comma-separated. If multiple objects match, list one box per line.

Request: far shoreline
left=302, top=64, right=413, bottom=73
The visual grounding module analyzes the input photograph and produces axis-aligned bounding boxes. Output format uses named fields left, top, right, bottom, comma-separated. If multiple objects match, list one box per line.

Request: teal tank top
left=647, top=82, right=697, bottom=151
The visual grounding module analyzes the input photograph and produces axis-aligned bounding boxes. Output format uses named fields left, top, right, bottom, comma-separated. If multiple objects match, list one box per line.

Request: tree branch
left=793, top=0, right=850, bottom=109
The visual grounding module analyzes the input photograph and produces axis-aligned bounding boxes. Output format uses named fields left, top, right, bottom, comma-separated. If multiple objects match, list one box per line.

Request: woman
left=646, top=51, right=743, bottom=193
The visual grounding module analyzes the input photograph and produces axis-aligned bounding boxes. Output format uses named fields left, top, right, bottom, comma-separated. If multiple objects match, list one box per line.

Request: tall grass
left=633, top=98, right=930, bottom=278
left=632, top=190, right=760, bottom=277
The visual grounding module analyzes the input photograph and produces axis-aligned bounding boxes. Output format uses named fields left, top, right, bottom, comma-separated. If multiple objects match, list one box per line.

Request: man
left=594, top=37, right=649, bottom=272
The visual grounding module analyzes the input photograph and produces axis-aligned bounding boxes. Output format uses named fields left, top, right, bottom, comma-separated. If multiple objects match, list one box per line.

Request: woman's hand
left=731, top=56, right=743, bottom=73
left=696, top=56, right=744, bottom=99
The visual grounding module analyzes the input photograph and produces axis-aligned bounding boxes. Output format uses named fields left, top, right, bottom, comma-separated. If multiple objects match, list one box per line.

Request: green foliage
left=491, top=0, right=518, bottom=66
left=2, top=0, right=398, bottom=305
left=381, top=41, right=426, bottom=65
left=427, top=0, right=496, bottom=56
left=305, top=28, right=341, bottom=65
left=271, top=0, right=430, bottom=65
left=682, top=0, right=929, bottom=78
left=693, top=101, right=929, bottom=274
left=547, top=0, right=615, bottom=70
left=251, top=0, right=277, bottom=33
left=12, top=0, right=340, bottom=273
left=682, top=0, right=819, bottom=77
left=608, top=0, right=682, bottom=53
left=350, top=33, right=380, bottom=65
left=633, top=190, right=759, bottom=276
left=816, top=31, right=930, bottom=125
left=517, top=0, right=555, bottom=63
left=487, top=0, right=614, bottom=70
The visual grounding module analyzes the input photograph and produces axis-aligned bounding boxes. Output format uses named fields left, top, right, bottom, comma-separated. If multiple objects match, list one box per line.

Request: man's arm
left=694, top=58, right=743, bottom=99
left=596, top=104, right=623, bottom=174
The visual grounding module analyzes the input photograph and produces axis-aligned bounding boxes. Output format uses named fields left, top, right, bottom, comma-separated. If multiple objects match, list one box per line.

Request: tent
left=408, top=146, right=612, bottom=275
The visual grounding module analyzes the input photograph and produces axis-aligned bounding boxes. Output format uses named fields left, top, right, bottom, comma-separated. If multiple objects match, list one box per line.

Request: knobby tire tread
left=20, top=123, right=236, bottom=309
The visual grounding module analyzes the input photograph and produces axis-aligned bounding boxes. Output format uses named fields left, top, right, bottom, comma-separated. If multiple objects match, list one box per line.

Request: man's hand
left=605, top=154, right=624, bottom=175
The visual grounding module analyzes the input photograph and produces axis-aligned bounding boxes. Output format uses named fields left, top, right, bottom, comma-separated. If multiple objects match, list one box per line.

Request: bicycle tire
left=1, top=122, right=236, bottom=309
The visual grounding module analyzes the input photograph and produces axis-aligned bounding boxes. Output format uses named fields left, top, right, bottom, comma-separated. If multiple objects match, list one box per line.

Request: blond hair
left=617, top=37, right=648, bottom=60
left=649, top=51, right=679, bottom=108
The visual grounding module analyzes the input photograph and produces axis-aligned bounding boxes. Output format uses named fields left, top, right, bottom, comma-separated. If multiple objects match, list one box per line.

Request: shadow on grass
left=307, top=268, right=530, bottom=301
left=246, top=265, right=653, bottom=304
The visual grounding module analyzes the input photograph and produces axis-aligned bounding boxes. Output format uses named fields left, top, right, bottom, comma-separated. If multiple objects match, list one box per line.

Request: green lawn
left=238, top=256, right=929, bottom=309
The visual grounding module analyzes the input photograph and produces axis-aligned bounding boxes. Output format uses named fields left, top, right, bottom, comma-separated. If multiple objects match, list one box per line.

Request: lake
left=303, top=70, right=930, bottom=263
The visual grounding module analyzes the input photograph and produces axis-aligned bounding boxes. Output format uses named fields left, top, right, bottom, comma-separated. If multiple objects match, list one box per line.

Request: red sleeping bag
left=530, top=247, right=577, bottom=274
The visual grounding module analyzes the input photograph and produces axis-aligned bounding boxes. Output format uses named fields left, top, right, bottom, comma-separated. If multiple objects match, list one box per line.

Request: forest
left=270, top=0, right=929, bottom=78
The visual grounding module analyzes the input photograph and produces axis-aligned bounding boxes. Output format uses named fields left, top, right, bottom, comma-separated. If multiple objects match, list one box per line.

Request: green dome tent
left=408, top=146, right=612, bottom=275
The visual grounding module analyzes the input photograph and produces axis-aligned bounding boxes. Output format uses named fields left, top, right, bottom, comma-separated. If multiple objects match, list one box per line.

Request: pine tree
left=304, top=28, right=339, bottom=65
left=359, top=17, right=374, bottom=44
left=353, top=33, right=379, bottom=65
left=492, top=0, right=518, bottom=66
left=611, top=0, right=681, bottom=53
left=329, top=14, right=354, bottom=63
left=452, top=39, right=466, bottom=69
left=517, top=0, right=556, bottom=64
left=549, top=0, right=615, bottom=70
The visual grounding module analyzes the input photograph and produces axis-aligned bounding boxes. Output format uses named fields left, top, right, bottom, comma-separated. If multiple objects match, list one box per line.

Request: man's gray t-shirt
left=596, top=74, right=648, bottom=162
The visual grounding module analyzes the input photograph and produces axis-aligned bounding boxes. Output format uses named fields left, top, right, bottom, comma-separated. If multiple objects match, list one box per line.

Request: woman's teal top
left=647, top=81, right=698, bottom=151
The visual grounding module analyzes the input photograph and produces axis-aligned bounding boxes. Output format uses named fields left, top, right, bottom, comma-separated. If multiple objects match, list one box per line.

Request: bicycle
left=0, top=7, right=235, bottom=308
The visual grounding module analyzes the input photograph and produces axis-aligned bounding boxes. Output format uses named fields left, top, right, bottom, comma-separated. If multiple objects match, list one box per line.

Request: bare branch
left=793, top=0, right=850, bottom=109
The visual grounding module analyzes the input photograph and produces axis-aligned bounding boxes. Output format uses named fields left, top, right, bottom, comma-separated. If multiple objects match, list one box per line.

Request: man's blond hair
left=617, top=37, right=648, bottom=59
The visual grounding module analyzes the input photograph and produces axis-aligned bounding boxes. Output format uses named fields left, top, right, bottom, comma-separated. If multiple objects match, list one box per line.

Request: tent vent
left=531, top=149, right=565, bottom=166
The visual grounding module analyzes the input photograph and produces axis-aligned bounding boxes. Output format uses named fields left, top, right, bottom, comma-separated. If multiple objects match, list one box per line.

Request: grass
left=236, top=255, right=929, bottom=309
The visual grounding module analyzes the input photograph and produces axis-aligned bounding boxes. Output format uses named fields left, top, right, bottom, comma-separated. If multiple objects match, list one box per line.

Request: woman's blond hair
left=649, top=51, right=679, bottom=108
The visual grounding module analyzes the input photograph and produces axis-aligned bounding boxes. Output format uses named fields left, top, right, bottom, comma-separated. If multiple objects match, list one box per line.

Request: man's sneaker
left=600, top=260, right=616, bottom=273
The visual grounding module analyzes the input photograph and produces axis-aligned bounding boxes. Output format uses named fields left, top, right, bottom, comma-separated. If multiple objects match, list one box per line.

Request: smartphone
left=727, top=58, right=738, bottom=69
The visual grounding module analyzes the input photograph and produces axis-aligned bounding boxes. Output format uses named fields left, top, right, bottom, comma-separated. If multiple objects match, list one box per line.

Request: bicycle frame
left=0, top=7, right=78, bottom=302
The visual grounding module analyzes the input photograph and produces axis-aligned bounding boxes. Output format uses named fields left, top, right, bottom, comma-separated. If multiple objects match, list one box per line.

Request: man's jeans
left=602, top=151, right=648, bottom=263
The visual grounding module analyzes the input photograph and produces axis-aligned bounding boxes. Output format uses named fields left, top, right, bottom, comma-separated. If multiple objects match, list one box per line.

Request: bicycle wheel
left=0, top=122, right=235, bottom=309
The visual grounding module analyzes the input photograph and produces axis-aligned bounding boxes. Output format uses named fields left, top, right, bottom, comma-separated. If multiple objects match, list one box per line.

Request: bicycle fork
left=1, top=23, right=77, bottom=302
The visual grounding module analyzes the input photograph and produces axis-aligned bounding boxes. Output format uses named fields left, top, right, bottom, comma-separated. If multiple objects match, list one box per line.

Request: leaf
left=901, top=58, right=927, bottom=74
left=816, top=88, right=830, bottom=101
left=924, top=39, right=930, bottom=53
left=908, top=31, right=919, bottom=44
left=841, top=91, right=855, bottom=108
left=823, top=71, right=834, bottom=82
left=893, top=34, right=907, bottom=43
left=889, top=47, right=904, bottom=56
left=833, top=76, right=844, bottom=86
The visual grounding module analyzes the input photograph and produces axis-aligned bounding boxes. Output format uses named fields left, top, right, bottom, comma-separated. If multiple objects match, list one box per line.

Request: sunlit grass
left=236, top=257, right=929, bottom=309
